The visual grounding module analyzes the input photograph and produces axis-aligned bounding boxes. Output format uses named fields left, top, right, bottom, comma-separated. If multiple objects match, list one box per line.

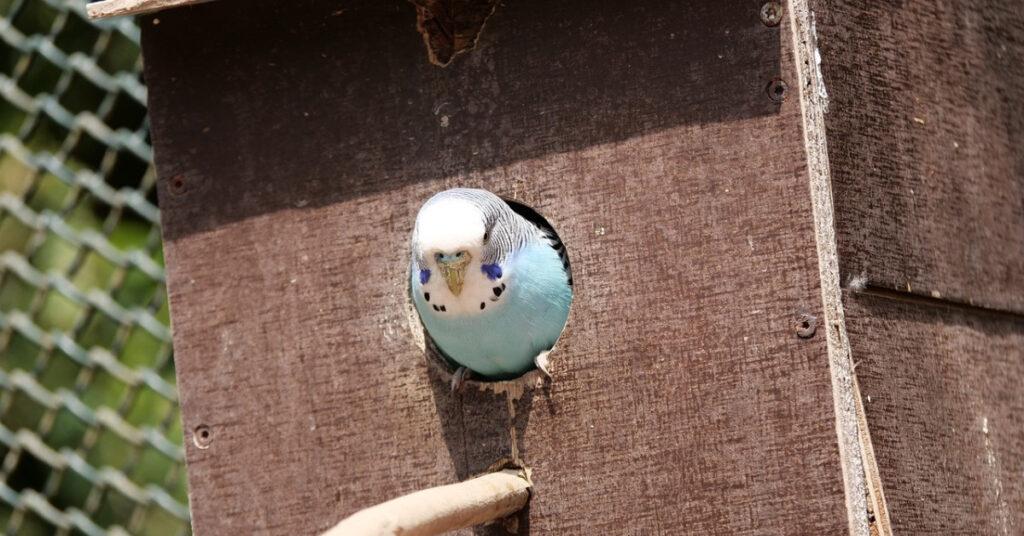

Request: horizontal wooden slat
left=846, top=291, right=1024, bottom=533
left=813, top=1, right=1024, bottom=313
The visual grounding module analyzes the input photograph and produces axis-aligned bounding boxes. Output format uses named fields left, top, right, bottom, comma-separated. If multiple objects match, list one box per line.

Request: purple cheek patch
left=481, top=263, right=502, bottom=280
left=419, top=269, right=431, bottom=285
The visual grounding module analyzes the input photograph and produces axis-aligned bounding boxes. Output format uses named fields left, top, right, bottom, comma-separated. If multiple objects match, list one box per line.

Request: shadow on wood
left=145, top=0, right=782, bottom=240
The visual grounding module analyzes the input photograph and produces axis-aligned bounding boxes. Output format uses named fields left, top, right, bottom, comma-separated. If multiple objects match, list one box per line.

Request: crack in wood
left=852, top=373, right=893, bottom=536
left=851, top=285, right=1024, bottom=324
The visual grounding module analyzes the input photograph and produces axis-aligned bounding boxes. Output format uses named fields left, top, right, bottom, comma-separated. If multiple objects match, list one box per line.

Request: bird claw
left=450, top=366, right=470, bottom=393
left=534, top=351, right=552, bottom=380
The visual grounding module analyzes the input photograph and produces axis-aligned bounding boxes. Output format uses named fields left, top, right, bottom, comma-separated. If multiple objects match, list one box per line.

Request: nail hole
left=193, top=425, right=212, bottom=449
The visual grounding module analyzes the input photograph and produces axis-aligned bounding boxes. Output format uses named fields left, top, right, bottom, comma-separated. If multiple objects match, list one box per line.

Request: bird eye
left=482, top=230, right=489, bottom=243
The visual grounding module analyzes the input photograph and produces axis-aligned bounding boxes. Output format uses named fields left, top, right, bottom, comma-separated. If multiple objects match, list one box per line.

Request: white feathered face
left=412, top=191, right=509, bottom=316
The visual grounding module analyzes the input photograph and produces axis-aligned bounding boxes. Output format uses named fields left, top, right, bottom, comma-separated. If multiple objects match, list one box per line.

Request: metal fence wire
left=0, top=0, right=189, bottom=534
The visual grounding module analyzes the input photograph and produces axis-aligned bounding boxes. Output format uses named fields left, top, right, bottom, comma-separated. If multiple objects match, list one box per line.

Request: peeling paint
left=410, top=0, right=500, bottom=66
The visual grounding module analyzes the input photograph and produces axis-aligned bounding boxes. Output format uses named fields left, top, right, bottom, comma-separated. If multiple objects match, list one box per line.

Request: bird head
left=412, top=190, right=495, bottom=299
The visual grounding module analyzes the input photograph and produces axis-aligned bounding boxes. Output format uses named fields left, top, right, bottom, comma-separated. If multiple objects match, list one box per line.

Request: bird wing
left=503, top=198, right=572, bottom=286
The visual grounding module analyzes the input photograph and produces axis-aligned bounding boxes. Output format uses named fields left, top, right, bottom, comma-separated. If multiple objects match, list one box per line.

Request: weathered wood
left=844, top=291, right=1024, bottom=534
left=788, top=1, right=868, bottom=532
left=811, top=1, right=1024, bottom=313
left=143, top=0, right=852, bottom=533
left=809, top=2, right=1024, bottom=533
left=87, top=0, right=212, bottom=19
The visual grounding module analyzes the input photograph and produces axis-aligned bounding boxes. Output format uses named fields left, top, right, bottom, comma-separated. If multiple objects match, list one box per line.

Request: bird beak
left=438, top=253, right=471, bottom=296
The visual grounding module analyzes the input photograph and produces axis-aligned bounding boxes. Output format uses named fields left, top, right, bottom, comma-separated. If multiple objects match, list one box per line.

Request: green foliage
left=0, top=1, right=189, bottom=534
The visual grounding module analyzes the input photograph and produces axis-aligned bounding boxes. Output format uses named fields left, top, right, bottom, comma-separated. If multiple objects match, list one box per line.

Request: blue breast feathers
left=412, top=242, right=572, bottom=379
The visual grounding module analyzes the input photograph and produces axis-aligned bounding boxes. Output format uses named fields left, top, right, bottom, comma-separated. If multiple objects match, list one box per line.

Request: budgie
left=410, top=188, right=572, bottom=389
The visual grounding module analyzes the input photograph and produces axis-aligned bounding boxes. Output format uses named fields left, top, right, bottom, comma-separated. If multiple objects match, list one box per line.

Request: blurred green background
left=0, top=0, right=189, bottom=534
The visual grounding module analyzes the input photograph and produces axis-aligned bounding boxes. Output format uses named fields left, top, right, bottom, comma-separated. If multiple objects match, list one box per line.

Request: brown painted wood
left=812, top=4, right=1024, bottom=531
left=812, top=1, right=1024, bottom=313
left=844, top=291, right=1024, bottom=534
left=142, top=0, right=850, bottom=533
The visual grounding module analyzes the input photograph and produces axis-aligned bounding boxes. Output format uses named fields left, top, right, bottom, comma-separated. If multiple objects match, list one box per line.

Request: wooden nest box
left=89, top=0, right=1024, bottom=534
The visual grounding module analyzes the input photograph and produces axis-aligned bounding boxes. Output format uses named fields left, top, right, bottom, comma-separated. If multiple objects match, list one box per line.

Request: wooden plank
left=142, top=0, right=852, bottom=533
left=811, top=1, right=1024, bottom=313
left=788, top=1, right=870, bottom=532
left=844, top=291, right=1024, bottom=534
left=87, top=0, right=212, bottom=19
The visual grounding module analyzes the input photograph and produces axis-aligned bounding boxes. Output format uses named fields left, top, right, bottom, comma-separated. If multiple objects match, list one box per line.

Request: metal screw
left=766, top=78, right=788, bottom=103
left=168, top=174, right=188, bottom=196
left=760, top=2, right=783, bottom=27
left=193, top=425, right=212, bottom=449
left=796, top=314, right=817, bottom=339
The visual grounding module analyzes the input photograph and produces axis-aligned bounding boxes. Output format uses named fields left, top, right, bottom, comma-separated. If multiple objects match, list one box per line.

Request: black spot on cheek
left=480, top=302, right=485, bottom=310
left=440, top=305, right=446, bottom=312
left=432, top=304, right=440, bottom=312
left=424, top=292, right=430, bottom=302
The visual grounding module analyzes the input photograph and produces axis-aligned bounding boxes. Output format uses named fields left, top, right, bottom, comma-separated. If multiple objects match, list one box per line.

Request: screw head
left=796, top=314, right=818, bottom=339
left=192, top=425, right=212, bottom=449
left=766, top=78, right=788, bottom=103
left=760, top=1, right=783, bottom=27
left=168, top=174, right=188, bottom=196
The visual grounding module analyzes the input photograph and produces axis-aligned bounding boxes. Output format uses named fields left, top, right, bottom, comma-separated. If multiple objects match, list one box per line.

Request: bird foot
left=450, top=366, right=471, bottom=393
left=534, top=351, right=552, bottom=380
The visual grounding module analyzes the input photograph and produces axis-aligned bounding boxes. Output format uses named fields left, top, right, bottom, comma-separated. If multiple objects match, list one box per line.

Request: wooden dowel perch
left=321, top=469, right=532, bottom=536
left=86, top=0, right=213, bottom=19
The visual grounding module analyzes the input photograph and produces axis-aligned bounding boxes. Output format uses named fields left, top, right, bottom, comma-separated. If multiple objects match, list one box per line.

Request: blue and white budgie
left=410, top=188, right=572, bottom=388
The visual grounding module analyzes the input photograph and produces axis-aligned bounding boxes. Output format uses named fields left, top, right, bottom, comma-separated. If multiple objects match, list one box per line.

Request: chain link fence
left=0, top=0, right=189, bottom=534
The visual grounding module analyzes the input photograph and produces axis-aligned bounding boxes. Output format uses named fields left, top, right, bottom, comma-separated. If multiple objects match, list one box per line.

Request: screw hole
left=760, top=1, right=783, bottom=27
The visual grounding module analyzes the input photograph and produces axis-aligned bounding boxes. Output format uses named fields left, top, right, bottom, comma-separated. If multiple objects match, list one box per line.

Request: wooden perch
left=321, top=469, right=532, bottom=536
left=86, top=0, right=213, bottom=19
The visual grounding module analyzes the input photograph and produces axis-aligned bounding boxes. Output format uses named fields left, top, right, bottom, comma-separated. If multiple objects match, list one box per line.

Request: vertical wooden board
left=811, top=1, right=1024, bottom=313
left=143, top=0, right=850, bottom=533
left=845, top=292, right=1024, bottom=534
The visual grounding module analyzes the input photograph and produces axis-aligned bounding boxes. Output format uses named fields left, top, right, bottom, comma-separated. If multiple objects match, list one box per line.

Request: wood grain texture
left=811, top=1, right=1024, bottom=313
left=142, top=0, right=850, bottom=533
left=844, top=291, right=1024, bottom=534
